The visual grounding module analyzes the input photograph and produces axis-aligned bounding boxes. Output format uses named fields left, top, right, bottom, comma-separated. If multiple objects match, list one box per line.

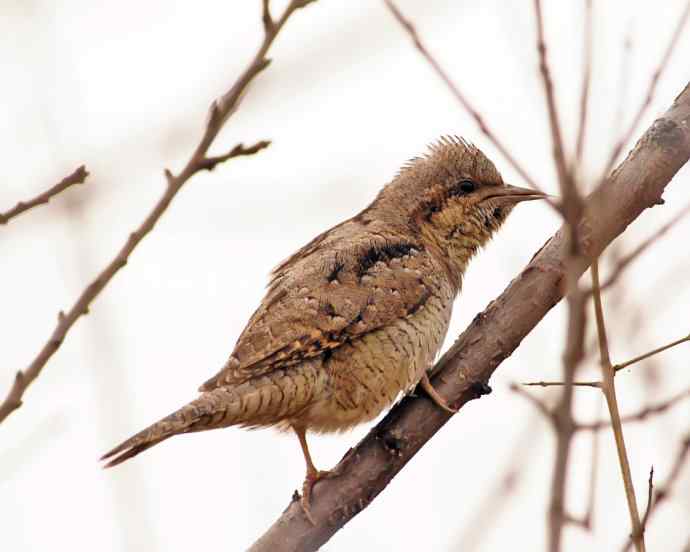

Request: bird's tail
left=100, top=368, right=323, bottom=468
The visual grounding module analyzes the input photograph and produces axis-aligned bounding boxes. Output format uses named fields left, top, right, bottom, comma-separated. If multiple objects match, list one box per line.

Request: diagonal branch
left=0, top=165, right=89, bottom=226
left=0, top=0, right=316, bottom=425
left=248, top=83, right=690, bottom=552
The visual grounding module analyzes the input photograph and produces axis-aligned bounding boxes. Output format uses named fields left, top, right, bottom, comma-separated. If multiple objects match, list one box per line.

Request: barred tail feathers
left=100, top=368, right=324, bottom=468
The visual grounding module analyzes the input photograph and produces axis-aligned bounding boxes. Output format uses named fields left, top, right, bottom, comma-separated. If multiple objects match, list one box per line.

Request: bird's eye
left=459, top=180, right=476, bottom=193
left=450, top=179, right=476, bottom=196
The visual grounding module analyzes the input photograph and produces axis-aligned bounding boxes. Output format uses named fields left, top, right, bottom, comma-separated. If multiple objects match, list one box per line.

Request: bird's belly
left=301, top=293, right=452, bottom=433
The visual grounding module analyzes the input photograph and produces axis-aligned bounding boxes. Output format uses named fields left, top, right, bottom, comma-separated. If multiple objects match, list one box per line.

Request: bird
left=101, top=136, right=545, bottom=521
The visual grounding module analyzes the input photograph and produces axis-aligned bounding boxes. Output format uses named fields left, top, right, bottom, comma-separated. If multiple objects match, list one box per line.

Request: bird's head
left=371, top=136, right=546, bottom=278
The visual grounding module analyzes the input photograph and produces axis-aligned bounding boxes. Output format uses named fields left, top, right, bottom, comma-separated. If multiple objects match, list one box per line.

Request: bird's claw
left=300, top=469, right=334, bottom=525
left=420, top=373, right=457, bottom=414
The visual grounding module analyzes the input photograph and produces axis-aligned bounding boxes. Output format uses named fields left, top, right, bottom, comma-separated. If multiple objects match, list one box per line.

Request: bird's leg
left=420, top=372, right=457, bottom=414
left=293, top=425, right=332, bottom=525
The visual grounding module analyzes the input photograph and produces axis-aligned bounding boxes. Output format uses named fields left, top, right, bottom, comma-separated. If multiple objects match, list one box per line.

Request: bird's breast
left=300, top=278, right=454, bottom=433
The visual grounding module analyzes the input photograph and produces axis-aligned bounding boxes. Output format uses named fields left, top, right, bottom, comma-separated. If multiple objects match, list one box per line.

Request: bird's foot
left=300, top=469, right=336, bottom=525
left=420, top=373, right=457, bottom=414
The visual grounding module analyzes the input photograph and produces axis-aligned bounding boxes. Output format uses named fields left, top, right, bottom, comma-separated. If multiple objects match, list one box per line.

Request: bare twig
left=522, top=380, right=600, bottom=388
left=574, top=0, right=593, bottom=169
left=249, top=85, right=690, bottom=551
left=588, top=201, right=690, bottom=295
left=591, top=260, right=645, bottom=552
left=523, top=332, right=690, bottom=388
left=614, top=332, right=690, bottom=372
left=196, top=141, right=271, bottom=172
left=0, top=0, right=315, bottom=425
left=548, top=288, right=586, bottom=551
left=510, top=383, right=555, bottom=421
left=533, top=0, right=576, bottom=206
left=601, top=1, right=690, bottom=179
left=532, top=4, right=589, bottom=549
left=0, top=165, right=89, bottom=226
left=579, top=387, right=690, bottom=431
left=621, top=436, right=690, bottom=551
left=641, top=467, right=654, bottom=531
left=612, top=27, right=633, bottom=141
left=383, top=0, right=543, bottom=195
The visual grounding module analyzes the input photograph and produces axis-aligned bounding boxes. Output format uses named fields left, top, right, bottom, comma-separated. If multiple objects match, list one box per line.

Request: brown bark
left=248, top=83, right=690, bottom=552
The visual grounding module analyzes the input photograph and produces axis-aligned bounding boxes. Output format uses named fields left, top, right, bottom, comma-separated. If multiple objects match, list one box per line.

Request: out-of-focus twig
left=579, top=387, right=690, bottom=431
left=532, top=4, right=588, bottom=550
left=601, top=1, right=690, bottom=180
left=533, top=0, right=577, bottom=213
left=613, top=27, right=633, bottom=142
left=574, top=0, right=593, bottom=169
left=588, top=202, right=690, bottom=296
left=0, top=0, right=314, bottom=425
left=0, top=165, right=88, bottom=226
left=382, top=0, right=545, bottom=196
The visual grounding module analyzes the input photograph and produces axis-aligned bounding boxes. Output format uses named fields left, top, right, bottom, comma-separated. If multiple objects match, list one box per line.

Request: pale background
left=2, top=1, right=690, bottom=550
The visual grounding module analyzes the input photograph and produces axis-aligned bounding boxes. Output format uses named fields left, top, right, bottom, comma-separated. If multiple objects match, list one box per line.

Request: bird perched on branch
left=101, top=136, right=545, bottom=521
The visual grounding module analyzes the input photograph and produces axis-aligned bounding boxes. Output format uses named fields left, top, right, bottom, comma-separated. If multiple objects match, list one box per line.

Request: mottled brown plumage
left=101, top=136, right=544, bottom=518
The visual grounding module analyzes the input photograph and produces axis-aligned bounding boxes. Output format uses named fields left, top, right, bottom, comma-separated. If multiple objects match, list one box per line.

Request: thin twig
left=574, top=0, right=593, bottom=170
left=588, top=201, right=690, bottom=296
left=621, top=436, right=690, bottom=551
left=197, top=141, right=271, bottom=172
left=583, top=398, right=601, bottom=529
left=614, top=333, right=690, bottom=372
left=525, top=332, right=690, bottom=388
left=382, top=0, right=543, bottom=195
left=612, top=26, right=633, bottom=142
left=640, top=466, right=654, bottom=531
left=548, top=288, right=586, bottom=552
left=533, top=0, right=579, bottom=221
left=521, top=380, right=600, bottom=388
left=510, top=383, right=555, bottom=421
left=0, top=0, right=315, bottom=425
left=601, top=1, right=690, bottom=179
left=579, top=387, right=690, bottom=431
left=532, top=4, right=588, bottom=549
left=591, top=260, right=645, bottom=552
left=0, top=166, right=89, bottom=225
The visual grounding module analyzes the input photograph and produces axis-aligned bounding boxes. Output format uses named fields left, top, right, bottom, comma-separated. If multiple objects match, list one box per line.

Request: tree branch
left=0, top=0, right=315, bottom=425
left=591, top=260, right=646, bottom=552
left=0, top=165, right=89, bottom=226
left=248, top=83, right=690, bottom=552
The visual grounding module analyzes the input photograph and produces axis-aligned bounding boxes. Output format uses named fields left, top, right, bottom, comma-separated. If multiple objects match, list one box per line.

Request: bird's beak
left=481, top=184, right=549, bottom=204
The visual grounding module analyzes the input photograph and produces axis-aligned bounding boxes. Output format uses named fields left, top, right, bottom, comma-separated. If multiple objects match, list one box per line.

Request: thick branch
left=0, top=165, right=88, bottom=225
left=249, top=84, right=690, bottom=552
left=0, top=0, right=314, bottom=425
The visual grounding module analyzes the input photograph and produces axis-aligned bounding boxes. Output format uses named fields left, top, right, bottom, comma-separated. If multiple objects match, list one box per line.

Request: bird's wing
left=199, top=229, right=439, bottom=391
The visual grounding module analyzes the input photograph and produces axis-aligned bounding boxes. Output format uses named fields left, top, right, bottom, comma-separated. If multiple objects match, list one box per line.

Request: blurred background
left=1, top=1, right=689, bottom=550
